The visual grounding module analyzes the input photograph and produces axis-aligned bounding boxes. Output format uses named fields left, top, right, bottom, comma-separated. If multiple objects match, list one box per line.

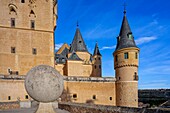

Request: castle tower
left=113, top=10, right=139, bottom=107
left=92, top=42, right=102, bottom=77
left=0, top=0, right=57, bottom=75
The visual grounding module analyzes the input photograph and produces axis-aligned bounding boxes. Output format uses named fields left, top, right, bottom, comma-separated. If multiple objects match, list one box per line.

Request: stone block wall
left=0, top=102, right=20, bottom=110
left=58, top=102, right=170, bottom=113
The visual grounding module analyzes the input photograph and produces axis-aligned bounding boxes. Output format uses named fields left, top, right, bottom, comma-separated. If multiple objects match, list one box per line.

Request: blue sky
left=55, top=0, right=170, bottom=89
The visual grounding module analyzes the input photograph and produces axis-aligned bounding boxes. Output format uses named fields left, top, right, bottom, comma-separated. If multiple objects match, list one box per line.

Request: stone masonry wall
left=0, top=102, right=20, bottom=110
left=59, top=102, right=170, bottom=113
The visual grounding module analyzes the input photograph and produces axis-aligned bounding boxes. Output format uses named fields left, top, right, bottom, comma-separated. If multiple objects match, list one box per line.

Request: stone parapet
left=59, top=102, right=170, bottom=113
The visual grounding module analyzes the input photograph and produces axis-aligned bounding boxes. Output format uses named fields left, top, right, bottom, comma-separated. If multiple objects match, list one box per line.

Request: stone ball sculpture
left=25, top=65, right=64, bottom=103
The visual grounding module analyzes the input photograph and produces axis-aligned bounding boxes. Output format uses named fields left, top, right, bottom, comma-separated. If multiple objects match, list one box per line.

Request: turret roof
left=93, top=42, right=101, bottom=56
left=70, top=27, right=88, bottom=53
left=115, top=11, right=137, bottom=51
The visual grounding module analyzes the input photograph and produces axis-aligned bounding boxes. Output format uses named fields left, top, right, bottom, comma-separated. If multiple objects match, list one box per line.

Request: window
left=31, top=20, right=35, bottom=29
left=135, top=52, right=138, bottom=59
left=134, top=72, right=139, bottom=81
left=99, top=65, right=101, bottom=69
left=73, top=94, right=77, bottom=98
left=25, top=95, right=29, bottom=99
left=93, top=95, right=96, bottom=99
left=124, top=52, right=128, bottom=59
left=115, top=55, right=118, bottom=62
left=11, top=47, right=16, bottom=53
left=21, top=0, right=25, bottom=3
left=16, top=71, right=19, bottom=75
left=127, top=32, right=133, bottom=40
left=110, top=97, right=112, bottom=100
left=11, top=18, right=15, bottom=27
left=32, top=48, right=37, bottom=55
left=95, top=65, right=96, bottom=69
left=8, top=96, right=11, bottom=100
left=98, top=57, right=101, bottom=60
left=79, top=41, right=82, bottom=43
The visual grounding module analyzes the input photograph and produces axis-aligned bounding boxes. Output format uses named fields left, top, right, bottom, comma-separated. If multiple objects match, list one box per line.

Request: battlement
left=64, top=76, right=116, bottom=82
left=0, top=74, right=116, bottom=82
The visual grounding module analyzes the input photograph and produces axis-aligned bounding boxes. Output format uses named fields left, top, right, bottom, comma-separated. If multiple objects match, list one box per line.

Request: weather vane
left=123, top=1, right=127, bottom=14
left=77, top=20, right=79, bottom=27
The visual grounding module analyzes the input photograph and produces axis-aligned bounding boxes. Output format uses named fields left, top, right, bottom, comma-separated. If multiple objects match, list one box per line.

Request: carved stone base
left=36, top=102, right=56, bottom=113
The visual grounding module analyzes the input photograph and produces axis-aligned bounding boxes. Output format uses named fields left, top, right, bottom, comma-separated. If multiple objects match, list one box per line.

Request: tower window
left=135, top=52, right=138, bottom=59
left=124, top=52, right=128, bottom=59
left=31, top=20, right=35, bottom=29
left=134, top=72, right=139, bottom=81
left=115, top=55, right=118, bottom=62
left=99, top=65, right=101, bottom=69
left=11, top=47, right=16, bottom=53
left=109, top=97, right=112, bottom=100
left=11, top=18, right=15, bottom=27
left=92, top=95, right=96, bottom=100
left=25, top=95, right=29, bottom=99
left=79, top=41, right=82, bottom=43
left=8, top=96, right=11, bottom=100
left=73, top=94, right=77, bottom=98
left=32, top=48, right=37, bottom=55
left=21, top=0, right=25, bottom=3
left=95, top=65, right=96, bottom=69
left=98, top=57, right=101, bottom=60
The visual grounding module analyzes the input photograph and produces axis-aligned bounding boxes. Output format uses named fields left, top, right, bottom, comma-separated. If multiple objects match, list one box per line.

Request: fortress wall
left=59, top=102, right=170, bottom=113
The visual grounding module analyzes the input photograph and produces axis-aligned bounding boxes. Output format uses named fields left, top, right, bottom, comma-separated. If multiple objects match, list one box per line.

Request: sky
left=54, top=0, right=170, bottom=89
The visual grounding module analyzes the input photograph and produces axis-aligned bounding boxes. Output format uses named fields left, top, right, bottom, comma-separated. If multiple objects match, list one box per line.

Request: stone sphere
left=25, top=65, right=64, bottom=103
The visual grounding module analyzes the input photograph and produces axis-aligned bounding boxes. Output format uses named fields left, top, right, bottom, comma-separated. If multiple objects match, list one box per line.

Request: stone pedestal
left=36, top=102, right=56, bottom=113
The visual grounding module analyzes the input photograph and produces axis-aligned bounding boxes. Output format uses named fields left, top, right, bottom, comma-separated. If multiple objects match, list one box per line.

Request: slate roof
left=115, top=11, right=137, bottom=51
left=70, top=27, right=88, bottom=52
left=55, top=46, right=69, bottom=64
left=93, top=42, right=101, bottom=56
left=68, top=52, right=83, bottom=61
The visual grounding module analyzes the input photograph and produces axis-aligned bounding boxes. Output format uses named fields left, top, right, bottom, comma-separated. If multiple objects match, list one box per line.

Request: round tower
left=113, top=10, right=139, bottom=107
left=92, top=42, right=102, bottom=77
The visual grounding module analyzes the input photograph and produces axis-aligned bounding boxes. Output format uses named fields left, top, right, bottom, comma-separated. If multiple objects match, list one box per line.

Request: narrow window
left=11, top=18, right=15, bottom=27
left=31, top=20, right=35, bottom=29
left=95, top=65, right=96, bottom=69
left=115, top=55, right=118, bottom=62
left=110, top=97, right=112, bottom=100
left=25, top=95, right=29, bottom=99
left=134, top=72, right=139, bottom=81
left=21, top=0, right=25, bottom=3
left=16, top=71, right=19, bottom=75
left=92, top=95, right=96, bottom=100
left=99, top=65, right=101, bottom=69
left=11, top=47, right=16, bottom=53
left=8, top=96, right=11, bottom=100
left=135, top=52, right=138, bottom=59
left=73, top=94, right=77, bottom=98
left=98, top=57, right=101, bottom=60
left=124, top=52, right=128, bottom=59
left=32, top=48, right=37, bottom=55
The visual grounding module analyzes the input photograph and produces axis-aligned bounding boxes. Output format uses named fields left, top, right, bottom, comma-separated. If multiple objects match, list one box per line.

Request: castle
left=0, top=0, right=139, bottom=108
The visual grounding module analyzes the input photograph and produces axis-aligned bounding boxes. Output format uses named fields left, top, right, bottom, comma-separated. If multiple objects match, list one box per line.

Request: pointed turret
left=115, top=11, right=137, bottom=51
left=93, top=42, right=101, bottom=56
left=70, top=26, right=88, bottom=53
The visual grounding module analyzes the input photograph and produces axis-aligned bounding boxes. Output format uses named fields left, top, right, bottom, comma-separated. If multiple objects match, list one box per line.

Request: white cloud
left=135, top=36, right=157, bottom=45
left=55, top=43, right=63, bottom=51
left=100, top=45, right=116, bottom=51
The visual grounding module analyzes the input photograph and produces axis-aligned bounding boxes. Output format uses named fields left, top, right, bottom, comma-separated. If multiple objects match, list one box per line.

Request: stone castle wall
left=58, top=102, right=170, bottom=113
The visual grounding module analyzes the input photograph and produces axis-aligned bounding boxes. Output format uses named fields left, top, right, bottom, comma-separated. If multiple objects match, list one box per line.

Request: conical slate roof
left=70, top=27, right=88, bottom=52
left=115, top=11, right=137, bottom=51
left=93, top=42, right=101, bottom=56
